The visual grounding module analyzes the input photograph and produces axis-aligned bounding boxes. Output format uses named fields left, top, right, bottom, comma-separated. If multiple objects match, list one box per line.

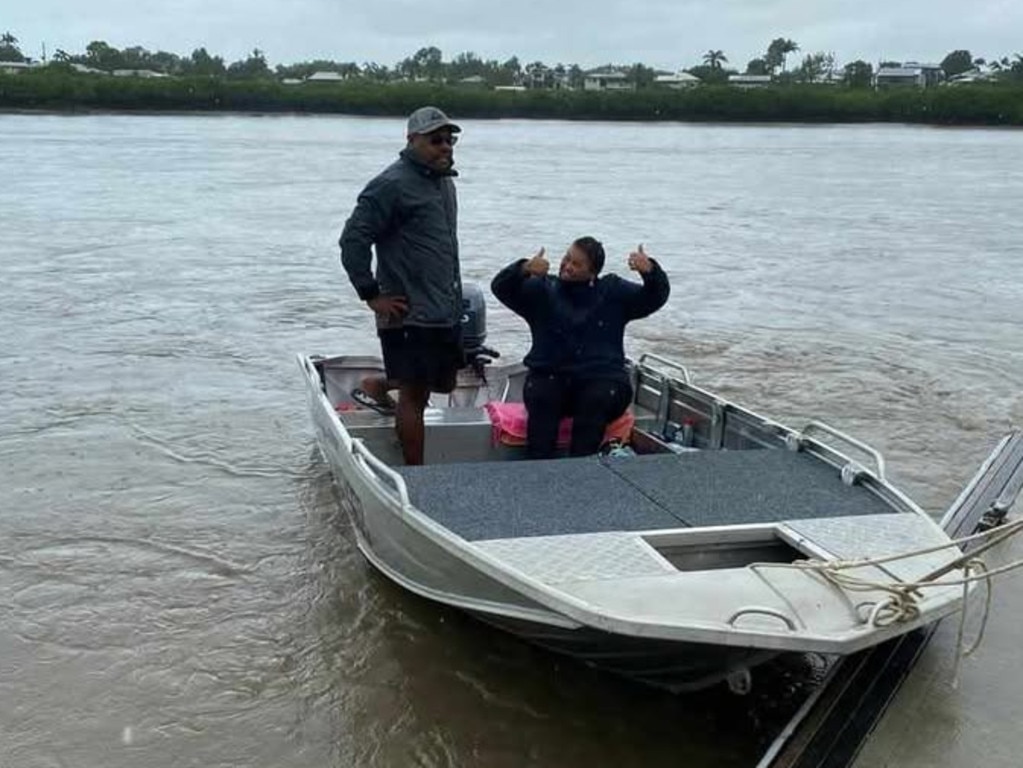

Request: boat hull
left=304, top=363, right=776, bottom=691
left=298, top=353, right=967, bottom=692
left=471, top=612, right=779, bottom=693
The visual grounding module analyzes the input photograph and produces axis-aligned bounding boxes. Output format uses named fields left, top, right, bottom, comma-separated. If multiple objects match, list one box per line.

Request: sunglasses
left=428, top=133, right=458, bottom=147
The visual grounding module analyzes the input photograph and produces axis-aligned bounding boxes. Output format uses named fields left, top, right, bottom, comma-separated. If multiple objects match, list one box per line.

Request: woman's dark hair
left=572, top=236, right=606, bottom=275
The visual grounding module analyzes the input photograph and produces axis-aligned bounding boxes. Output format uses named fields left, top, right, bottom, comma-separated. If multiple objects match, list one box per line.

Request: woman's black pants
left=522, top=372, right=632, bottom=460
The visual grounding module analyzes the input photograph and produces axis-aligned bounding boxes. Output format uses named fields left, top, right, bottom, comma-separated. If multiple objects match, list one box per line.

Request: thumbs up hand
left=627, top=243, right=653, bottom=274
left=523, top=247, right=550, bottom=277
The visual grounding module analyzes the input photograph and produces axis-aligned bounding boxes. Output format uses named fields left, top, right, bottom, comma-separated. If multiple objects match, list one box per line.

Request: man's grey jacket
left=340, top=148, right=462, bottom=329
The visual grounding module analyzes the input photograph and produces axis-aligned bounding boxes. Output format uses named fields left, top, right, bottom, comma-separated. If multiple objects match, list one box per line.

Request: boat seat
left=483, top=401, right=635, bottom=448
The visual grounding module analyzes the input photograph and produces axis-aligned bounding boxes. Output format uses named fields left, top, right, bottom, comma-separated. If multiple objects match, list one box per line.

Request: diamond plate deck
left=475, top=532, right=677, bottom=583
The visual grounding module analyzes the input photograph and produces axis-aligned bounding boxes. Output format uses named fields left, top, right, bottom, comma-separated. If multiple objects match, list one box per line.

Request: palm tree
left=0, top=30, right=24, bottom=63
left=702, top=50, right=728, bottom=70
left=338, top=62, right=361, bottom=80
left=779, top=39, right=799, bottom=71
left=766, top=38, right=800, bottom=74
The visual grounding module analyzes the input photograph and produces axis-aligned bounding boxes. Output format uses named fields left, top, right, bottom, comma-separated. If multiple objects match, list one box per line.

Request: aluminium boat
left=298, top=332, right=1001, bottom=691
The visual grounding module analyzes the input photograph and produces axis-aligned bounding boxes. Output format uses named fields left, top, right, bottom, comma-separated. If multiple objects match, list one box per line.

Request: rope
left=753, top=515, right=1023, bottom=683
left=788, top=517, right=1023, bottom=576
left=759, top=516, right=1023, bottom=597
left=951, top=559, right=992, bottom=689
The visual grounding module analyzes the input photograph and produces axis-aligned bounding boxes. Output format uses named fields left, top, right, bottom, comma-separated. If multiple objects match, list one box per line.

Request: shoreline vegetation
left=3, top=71, right=1023, bottom=126
left=3, top=34, right=1023, bottom=126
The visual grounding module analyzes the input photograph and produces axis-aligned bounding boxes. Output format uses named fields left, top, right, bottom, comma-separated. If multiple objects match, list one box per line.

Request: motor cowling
left=460, top=281, right=499, bottom=371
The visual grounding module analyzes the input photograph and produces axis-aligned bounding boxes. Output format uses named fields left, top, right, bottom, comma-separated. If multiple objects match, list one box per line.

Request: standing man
left=339, top=106, right=464, bottom=465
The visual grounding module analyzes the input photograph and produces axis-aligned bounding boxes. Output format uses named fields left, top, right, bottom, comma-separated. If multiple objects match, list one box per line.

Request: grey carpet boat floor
left=396, top=450, right=897, bottom=542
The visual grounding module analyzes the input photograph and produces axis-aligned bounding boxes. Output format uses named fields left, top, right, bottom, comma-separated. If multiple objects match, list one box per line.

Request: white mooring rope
left=755, top=516, right=1023, bottom=684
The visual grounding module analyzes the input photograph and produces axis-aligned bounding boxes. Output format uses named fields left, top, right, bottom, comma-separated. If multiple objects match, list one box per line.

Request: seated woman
left=491, top=237, right=670, bottom=459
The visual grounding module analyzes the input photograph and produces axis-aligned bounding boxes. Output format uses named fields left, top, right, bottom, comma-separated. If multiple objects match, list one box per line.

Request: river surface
left=2, top=113, right=1021, bottom=767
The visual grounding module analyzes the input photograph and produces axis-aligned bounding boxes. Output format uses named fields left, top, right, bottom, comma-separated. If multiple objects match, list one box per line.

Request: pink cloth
left=483, top=401, right=634, bottom=448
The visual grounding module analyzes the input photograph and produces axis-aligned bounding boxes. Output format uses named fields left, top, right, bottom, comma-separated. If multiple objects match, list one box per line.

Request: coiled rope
left=755, top=516, right=1023, bottom=685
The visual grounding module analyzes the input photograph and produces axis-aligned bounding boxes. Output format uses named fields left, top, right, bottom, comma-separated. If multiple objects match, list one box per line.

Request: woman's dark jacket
left=491, top=259, right=670, bottom=383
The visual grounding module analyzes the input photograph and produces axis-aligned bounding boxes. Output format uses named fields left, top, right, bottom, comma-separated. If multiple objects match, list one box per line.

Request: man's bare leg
left=395, top=383, right=430, bottom=465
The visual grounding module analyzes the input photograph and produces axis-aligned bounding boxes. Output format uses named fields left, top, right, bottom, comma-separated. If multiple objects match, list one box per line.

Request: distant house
left=555, top=69, right=575, bottom=90
left=583, top=71, right=634, bottom=91
left=943, top=67, right=998, bottom=86
left=874, top=62, right=943, bottom=88
left=305, top=71, right=346, bottom=83
left=654, top=71, right=701, bottom=89
left=112, top=69, right=168, bottom=78
left=0, top=61, right=35, bottom=74
left=457, top=75, right=487, bottom=88
left=523, top=63, right=552, bottom=89
left=728, top=74, right=772, bottom=88
left=811, top=71, right=844, bottom=86
left=69, top=63, right=107, bottom=75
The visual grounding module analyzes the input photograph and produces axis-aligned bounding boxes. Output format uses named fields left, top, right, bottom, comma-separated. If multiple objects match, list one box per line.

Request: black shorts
left=379, top=325, right=463, bottom=392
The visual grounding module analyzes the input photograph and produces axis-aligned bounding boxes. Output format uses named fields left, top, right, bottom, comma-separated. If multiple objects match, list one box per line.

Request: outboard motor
left=460, top=281, right=499, bottom=377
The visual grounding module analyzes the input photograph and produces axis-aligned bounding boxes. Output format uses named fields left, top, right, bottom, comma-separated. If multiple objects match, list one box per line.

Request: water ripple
left=1, top=113, right=1021, bottom=768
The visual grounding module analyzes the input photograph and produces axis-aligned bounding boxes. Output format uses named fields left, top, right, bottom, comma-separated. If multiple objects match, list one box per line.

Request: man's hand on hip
left=367, top=295, right=409, bottom=319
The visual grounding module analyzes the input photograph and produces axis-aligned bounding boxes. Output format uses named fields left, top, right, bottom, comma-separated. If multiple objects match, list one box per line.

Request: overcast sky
left=6, top=0, right=1022, bottom=70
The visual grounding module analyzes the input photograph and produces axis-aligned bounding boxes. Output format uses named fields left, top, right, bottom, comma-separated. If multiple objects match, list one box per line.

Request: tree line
left=3, top=30, right=1022, bottom=126
left=2, top=68, right=1022, bottom=127
left=3, top=30, right=1023, bottom=87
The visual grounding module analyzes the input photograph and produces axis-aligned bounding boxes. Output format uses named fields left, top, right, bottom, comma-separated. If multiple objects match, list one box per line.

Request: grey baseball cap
left=407, top=106, right=461, bottom=136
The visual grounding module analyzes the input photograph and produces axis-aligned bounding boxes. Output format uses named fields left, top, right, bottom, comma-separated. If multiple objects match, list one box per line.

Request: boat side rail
left=783, top=420, right=938, bottom=526
left=636, top=352, right=692, bottom=385
left=351, top=438, right=411, bottom=511
left=632, top=355, right=800, bottom=450
left=299, top=353, right=323, bottom=390
left=786, top=420, right=887, bottom=484
left=631, top=355, right=895, bottom=477
left=299, top=353, right=355, bottom=452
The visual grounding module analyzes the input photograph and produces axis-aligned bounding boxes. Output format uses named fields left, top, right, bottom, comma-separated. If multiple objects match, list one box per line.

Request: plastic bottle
left=667, top=419, right=699, bottom=453
left=681, top=420, right=695, bottom=448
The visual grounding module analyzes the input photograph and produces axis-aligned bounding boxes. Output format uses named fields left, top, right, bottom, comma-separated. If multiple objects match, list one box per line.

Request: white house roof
left=112, top=69, right=167, bottom=78
left=306, top=71, right=345, bottom=81
left=655, top=71, right=701, bottom=83
left=877, top=67, right=922, bottom=76
left=878, top=62, right=943, bottom=76
left=812, top=72, right=844, bottom=84
left=69, top=63, right=107, bottom=74
left=944, top=68, right=999, bottom=84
